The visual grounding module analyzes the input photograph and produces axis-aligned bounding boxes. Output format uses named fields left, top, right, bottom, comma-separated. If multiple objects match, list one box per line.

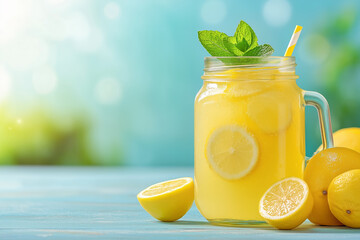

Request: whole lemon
left=317, top=128, right=360, bottom=154
left=328, top=169, right=360, bottom=228
left=304, top=147, right=360, bottom=225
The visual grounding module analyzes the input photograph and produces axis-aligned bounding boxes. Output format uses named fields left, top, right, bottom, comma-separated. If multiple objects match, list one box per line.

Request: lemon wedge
left=137, top=177, right=194, bottom=222
left=259, top=177, right=313, bottom=229
left=206, top=125, right=258, bottom=180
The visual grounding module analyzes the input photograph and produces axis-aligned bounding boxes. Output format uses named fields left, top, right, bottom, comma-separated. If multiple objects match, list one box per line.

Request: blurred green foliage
left=0, top=105, right=122, bottom=165
left=320, top=8, right=360, bottom=129
left=308, top=7, right=360, bottom=130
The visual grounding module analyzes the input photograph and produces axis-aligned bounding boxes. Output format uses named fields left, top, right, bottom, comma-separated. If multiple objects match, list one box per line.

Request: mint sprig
left=198, top=20, right=274, bottom=57
left=197, top=31, right=234, bottom=56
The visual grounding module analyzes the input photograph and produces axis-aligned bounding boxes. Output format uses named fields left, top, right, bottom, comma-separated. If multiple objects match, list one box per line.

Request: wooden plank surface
left=0, top=167, right=359, bottom=239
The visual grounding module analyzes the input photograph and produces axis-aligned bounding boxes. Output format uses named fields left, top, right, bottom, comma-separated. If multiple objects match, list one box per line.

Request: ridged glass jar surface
left=194, top=57, right=305, bottom=225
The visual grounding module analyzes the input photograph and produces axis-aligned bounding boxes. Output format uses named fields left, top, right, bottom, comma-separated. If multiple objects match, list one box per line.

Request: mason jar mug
left=194, top=57, right=333, bottom=225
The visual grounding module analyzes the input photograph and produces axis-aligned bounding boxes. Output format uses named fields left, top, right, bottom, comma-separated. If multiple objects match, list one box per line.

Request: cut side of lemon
left=259, top=177, right=313, bottom=229
left=206, top=125, right=259, bottom=180
left=137, top=177, right=194, bottom=222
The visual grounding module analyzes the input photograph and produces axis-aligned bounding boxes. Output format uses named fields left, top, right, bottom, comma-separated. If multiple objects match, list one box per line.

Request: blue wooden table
left=0, top=167, right=359, bottom=239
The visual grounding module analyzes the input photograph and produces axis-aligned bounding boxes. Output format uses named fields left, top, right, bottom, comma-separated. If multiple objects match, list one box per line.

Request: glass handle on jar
left=304, top=91, right=334, bottom=165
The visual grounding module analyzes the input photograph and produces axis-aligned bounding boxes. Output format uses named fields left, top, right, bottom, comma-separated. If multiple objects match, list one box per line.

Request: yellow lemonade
left=194, top=64, right=305, bottom=223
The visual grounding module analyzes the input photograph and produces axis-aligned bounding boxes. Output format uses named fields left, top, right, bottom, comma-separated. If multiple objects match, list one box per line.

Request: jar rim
left=204, top=56, right=296, bottom=71
left=204, top=56, right=295, bottom=60
left=203, top=56, right=297, bottom=81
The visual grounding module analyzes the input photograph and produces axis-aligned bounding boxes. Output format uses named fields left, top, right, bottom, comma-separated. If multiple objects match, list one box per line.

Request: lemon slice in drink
left=137, top=177, right=194, bottom=222
left=206, top=125, right=259, bottom=180
left=259, top=177, right=313, bottom=229
left=247, top=90, right=292, bottom=134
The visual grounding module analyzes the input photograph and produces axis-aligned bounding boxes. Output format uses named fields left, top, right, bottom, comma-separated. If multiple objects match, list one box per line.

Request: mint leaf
left=223, top=36, right=243, bottom=56
left=244, top=44, right=274, bottom=56
left=234, top=21, right=258, bottom=50
left=235, top=37, right=249, bottom=52
left=198, top=20, right=274, bottom=58
left=198, top=30, right=235, bottom=56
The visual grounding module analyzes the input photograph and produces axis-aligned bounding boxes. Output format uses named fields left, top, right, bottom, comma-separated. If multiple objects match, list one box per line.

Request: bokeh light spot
left=32, top=66, right=58, bottom=95
left=263, top=0, right=291, bottom=27
left=104, top=2, right=121, bottom=20
left=79, top=28, right=104, bottom=53
left=0, top=66, right=12, bottom=102
left=0, top=0, right=27, bottom=44
left=67, top=12, right=90, bottom=42
left=201, top=0, right=227, bottom=25
left=95, top=78, right=121, bottom=105
left=6, top=37, right=49, bottom=71
left=45, top=0, right=67, bottom=5
left=299, top=34, right=331, bottom=64
left=45, top=16, right=69, bottom=41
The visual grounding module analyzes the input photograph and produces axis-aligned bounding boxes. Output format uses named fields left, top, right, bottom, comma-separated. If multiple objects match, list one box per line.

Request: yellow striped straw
left=284, top=25, right=303, bottom=56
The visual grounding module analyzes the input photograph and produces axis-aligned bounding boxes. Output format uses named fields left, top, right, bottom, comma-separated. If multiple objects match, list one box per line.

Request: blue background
left=0, top=0, right=359, bottom=166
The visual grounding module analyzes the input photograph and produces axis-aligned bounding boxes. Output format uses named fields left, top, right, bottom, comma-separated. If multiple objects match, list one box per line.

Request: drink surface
left=194, top=68, right=305, bottom=222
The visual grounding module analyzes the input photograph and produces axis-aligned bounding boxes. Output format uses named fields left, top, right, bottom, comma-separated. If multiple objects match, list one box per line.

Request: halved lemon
left=259, top=177, right=313, bottom=229
left=206, top=125, right=259, bottom=180
left=137, top=177, right=194, bottom=222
